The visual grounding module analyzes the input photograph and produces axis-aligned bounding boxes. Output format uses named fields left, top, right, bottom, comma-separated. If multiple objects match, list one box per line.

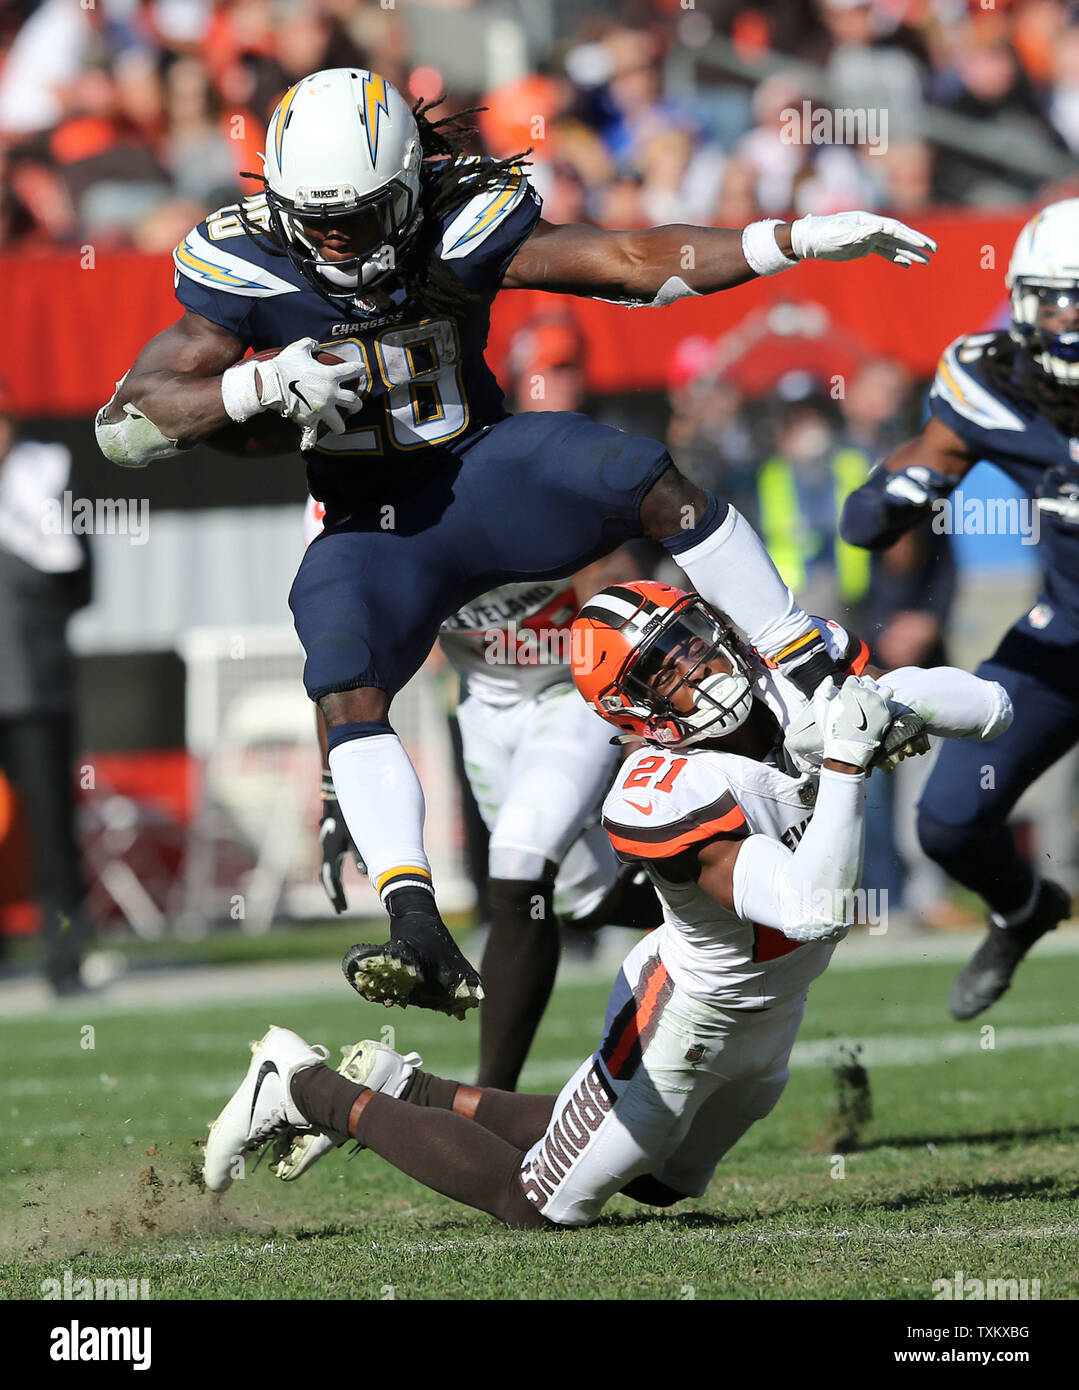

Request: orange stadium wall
left=0, top=210, right=1027, bottom=417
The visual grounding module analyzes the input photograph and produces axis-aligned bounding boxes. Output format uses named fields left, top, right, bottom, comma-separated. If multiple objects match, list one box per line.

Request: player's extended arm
left=840, top=417, right=975, bottom=551
left=694, top=679, right=891, bottom=943
left=874, top=667, right=1013, bottom=742
left=95, top=311, right=363, bottom=465
left=96, top=312, right=246, bottom=462
left=502, top=212, right=936, bottom=305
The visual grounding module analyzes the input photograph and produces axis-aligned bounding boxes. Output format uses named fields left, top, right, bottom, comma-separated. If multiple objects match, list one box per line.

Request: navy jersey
left=173, top=165, right=542, bottom=508
left=928, top=331, right=1079, bottom=626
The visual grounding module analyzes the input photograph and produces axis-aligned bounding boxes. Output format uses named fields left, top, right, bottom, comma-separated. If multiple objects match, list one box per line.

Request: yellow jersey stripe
left=936, top=353, right=968, bottom=407
left=175, top=241, right=265, bottom=291
left=446, top=178, right=522, bottom=252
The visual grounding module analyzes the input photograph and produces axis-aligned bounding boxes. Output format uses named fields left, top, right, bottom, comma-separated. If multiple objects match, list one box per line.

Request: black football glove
left=879, top=464, right=957, bottom=525
left=319, top=772, right=366, bottom=914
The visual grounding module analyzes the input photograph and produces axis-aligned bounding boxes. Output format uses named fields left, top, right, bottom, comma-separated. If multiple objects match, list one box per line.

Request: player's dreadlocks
left=241, top=98, right=529, bottom=317
left=404, top=97, right=531, bottom=315
left=981, top=331, right=1079, bottom=439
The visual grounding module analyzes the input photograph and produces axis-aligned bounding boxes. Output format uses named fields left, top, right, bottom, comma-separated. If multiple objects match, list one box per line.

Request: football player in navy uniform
left=842, top=199, right=1079, bottom=1020
left=96, top=69, right=936, bottom=1019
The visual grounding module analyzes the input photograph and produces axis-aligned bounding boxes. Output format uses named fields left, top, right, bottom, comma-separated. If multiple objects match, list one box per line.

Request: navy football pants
left=289, top=411, right=673, bottom=700
left=917, top=617, right=1079, bottom=915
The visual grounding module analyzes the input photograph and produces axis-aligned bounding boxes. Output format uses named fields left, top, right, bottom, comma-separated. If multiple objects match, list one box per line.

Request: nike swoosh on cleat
left=626, top=800, right=654, bottom=815
left=249, top=1059, right=279, bottom=1125
left=289, top=380, right=312, bottom=410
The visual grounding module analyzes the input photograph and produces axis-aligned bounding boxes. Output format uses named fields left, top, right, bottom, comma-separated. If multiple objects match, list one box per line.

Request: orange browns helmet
left=571, top=580, right=755, bottom=747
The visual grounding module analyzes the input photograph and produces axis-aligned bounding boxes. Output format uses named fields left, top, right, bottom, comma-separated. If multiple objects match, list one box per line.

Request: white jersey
left=438, top=581, right=579, bottom=706
left=600, top=619, right=866, bottom=1010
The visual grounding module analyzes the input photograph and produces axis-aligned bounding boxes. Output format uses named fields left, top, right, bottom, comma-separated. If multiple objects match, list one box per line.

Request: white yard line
left=1, top=928, right=1077, bottom=1024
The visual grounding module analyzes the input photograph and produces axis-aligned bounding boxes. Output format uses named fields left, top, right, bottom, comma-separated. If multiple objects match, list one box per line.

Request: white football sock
left=676, top=505, right=813, bottom=658
left=328, top=733, right=434, bottom=904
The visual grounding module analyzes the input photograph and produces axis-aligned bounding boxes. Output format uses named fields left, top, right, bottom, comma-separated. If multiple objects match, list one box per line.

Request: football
left=205, top=347, right=353, bottom=456
left=249, top=346, right=348, bottom=369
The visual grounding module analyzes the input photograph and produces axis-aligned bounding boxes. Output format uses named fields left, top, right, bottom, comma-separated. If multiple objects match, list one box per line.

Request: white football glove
left=790, top=212, right=937, bottom=268
left=785, top=677, right=931, bottom=776
left=816, top=675, right=894, bottom=770
left=221, top=338, right=366, bottom=450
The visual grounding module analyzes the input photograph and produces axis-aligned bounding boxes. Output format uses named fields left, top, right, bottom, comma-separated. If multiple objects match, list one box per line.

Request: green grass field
left=2, top=930, right=1078, bottom=1301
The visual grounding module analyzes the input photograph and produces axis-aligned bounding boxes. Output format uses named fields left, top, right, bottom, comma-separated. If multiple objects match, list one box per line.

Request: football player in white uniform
left=203, top=582, right=1010, bottom=1226
left=306, top=496, right=657, bottom=1090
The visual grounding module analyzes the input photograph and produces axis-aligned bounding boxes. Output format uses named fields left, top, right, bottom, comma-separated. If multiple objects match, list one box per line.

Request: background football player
left=841, top=198, right=1079, bottom=1020
left=201, top=581, right=1010, bottom=1226
left=95, top=67, right=937, bottom=1021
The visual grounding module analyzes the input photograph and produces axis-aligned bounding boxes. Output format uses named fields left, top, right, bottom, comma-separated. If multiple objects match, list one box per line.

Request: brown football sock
left=472, top=1088, right=556, bottom=1149
left=297, top=1061, right=557, bottom=1147
left=351, top=1091, right=552, bottom=1229
left=398, top=1069, right=460, bottom=1110
left=400, top=1069, right=556, bottom=1148
left=289, top=1062, right=361, bottom=1134
left=478, top=877, right=560, bottom=1090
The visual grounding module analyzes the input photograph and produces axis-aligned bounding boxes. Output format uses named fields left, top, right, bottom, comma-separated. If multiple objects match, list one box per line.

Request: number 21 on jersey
left=623, top=756, right=687, bottom=793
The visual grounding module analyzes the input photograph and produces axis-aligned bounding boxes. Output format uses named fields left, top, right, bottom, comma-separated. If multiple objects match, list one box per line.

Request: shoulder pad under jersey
left=434, top=162, right=542, bottom=292
left=928, top=333, right=1026, bottom=438
left=602, top=748, right=748, bottom=862
left=173, top=195, right=301, bottom=338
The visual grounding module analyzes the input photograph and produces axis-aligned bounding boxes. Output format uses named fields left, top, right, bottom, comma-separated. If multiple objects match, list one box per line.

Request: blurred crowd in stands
left=3, top=0, right=1079, bottom=254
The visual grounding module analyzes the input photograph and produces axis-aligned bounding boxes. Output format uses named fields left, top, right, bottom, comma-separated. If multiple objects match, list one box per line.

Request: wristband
left=741, top=219, right=797, bottom=276
left=220, top=358, right=262, bottom=423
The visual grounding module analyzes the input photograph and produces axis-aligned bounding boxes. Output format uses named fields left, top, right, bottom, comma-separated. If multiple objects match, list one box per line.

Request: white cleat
left=270, top=1038, right=422, bottom=1182
left=203, top=1025, right=328, bottom=1193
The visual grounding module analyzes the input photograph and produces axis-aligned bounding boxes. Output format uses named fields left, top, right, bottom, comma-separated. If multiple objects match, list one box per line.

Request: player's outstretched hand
left=818, top=675, right=894, bottom=770
left=319, top=795, right=366, bottom=914
left=256, top=338, right=366, bottom=449
left=790, top=212, right=937, bottom=267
